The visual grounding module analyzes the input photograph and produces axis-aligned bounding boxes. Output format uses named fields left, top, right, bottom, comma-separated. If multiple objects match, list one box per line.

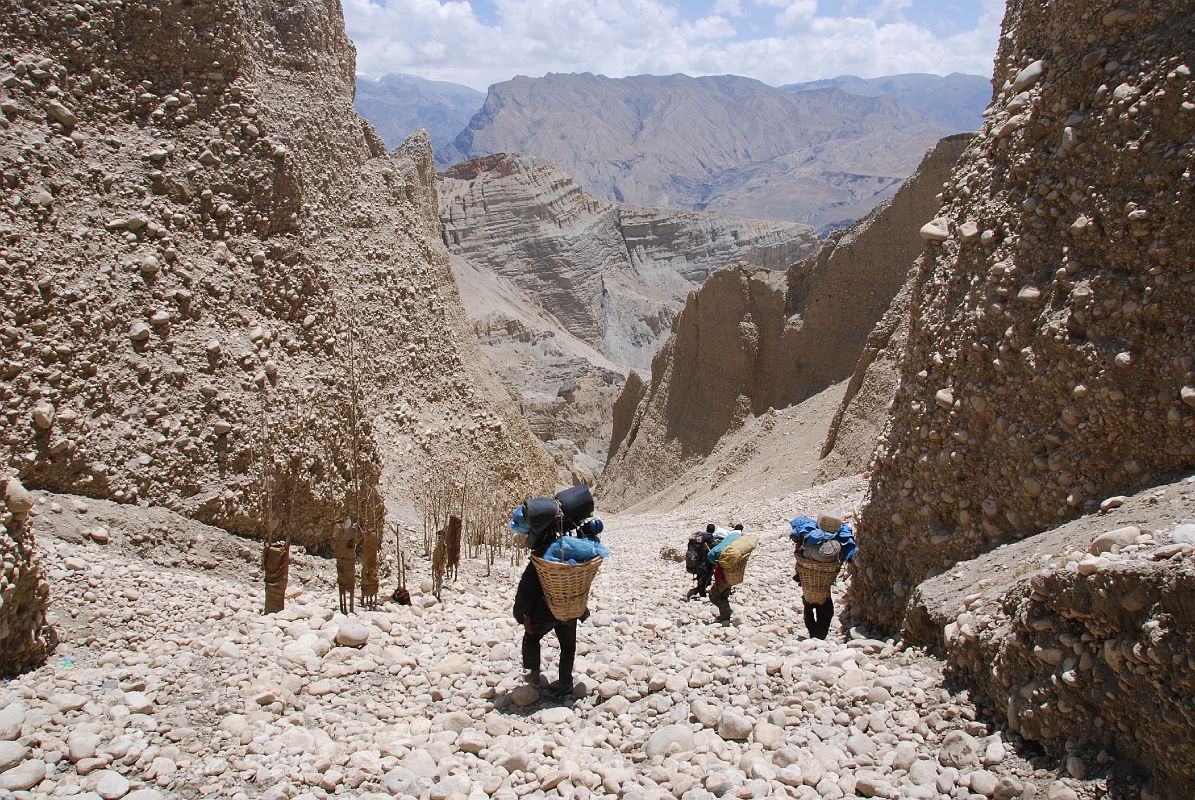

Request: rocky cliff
left=849, top=0, right=1195, bottom=633
left=1, top=475, right=53, bottom=677
left=0, top=0, right=553, bottom=562
left=440, top=73, right=954, bottom=231
left=903, top=477, right=1195, bottom=797
left=440, top=153, right=818, bottom=480
left=601, top=135, right=969, bottom=509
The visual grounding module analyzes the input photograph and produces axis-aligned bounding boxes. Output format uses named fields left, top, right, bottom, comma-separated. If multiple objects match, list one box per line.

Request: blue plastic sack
left=706, top=531, right=742, bottom=564
left=509, top=505, right=531, bottom=534
left=543, top=536, right=609, bottom=564
left=788, top=516, right=858, bottom=562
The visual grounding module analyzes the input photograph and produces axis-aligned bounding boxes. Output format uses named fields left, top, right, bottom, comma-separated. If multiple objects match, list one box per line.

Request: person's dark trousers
left=522, top=620, right=577, bottom=684
left=688, top=569, right=713, bottom=598
left=803, top=597, right=834, bottom=639
left=709, top=580, right=732, bottom=621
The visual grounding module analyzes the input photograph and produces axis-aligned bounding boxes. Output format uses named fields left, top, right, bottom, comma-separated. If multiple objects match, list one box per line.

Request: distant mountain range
left=437, top=72, right=958, bottom=230
left=354, top=70, right=991, bottom=229
left=783, top=72, right=991, bottom=131
left=355, top=73, right=484, bottom=153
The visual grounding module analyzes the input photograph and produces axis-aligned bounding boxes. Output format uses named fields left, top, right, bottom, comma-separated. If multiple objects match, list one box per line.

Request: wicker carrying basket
left=720, top=556, right=750, bottom=587
left=531, top=554, right=603, bottom=622
left=795, top=555, right=841, bottom=604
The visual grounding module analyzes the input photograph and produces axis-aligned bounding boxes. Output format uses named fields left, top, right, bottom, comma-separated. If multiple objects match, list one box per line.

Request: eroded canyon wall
left=0, top=0, right=553, bottom=554
left=601, top=135, right=969, bottom=509
left=848, top=0, right=1194, bottom=632
left=440, top=152, right=818, bottom=481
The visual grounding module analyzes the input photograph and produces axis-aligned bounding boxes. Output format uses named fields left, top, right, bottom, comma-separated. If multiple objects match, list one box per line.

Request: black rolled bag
left=525, top=496, right=562, bottom=535
left=555, top=484, right=594, bottom=533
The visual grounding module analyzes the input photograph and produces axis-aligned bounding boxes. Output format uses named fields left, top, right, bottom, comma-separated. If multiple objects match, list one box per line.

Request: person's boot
left=524, top=669, right=541, bottom=685
left=685, top=586, right=699, bottom=601
left=548, top=678, right=573, bottom=697
left=714, top=600, right=732, bottom=622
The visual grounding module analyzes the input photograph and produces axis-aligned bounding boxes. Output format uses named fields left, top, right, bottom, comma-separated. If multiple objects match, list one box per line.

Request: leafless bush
left=659, top=545, right=685, bottom=563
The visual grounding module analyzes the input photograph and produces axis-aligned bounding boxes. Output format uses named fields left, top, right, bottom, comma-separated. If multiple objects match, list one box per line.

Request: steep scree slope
left=440, top=153, right=818, bottom=370
left=601, top=135, right=969, bottom=510
left=0, top=0, right=552, bottom=550
left=849, top=0, right=1195, bottom=632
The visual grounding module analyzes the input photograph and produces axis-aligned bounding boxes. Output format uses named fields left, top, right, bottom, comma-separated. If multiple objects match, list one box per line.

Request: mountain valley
left=1, top=0, right=1192, bottom=798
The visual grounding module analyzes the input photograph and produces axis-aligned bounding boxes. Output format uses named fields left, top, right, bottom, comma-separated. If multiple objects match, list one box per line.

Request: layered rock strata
left=441, top=153, right=817, bottom=480
left=0, top=0, right=552, bottom=551
left=440, top=153, right=817, bottom=370
left=850, top=0, right=1195, bottom=630
left=601, top=135, right=969, bottom=509
left=904, top=477, right=1195, bottom=797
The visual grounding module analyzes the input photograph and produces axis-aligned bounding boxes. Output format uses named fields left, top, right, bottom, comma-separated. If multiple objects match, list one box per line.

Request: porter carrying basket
left=795, top=555, right=841, bottom=604
left=531, top=554, right=603, bottom=622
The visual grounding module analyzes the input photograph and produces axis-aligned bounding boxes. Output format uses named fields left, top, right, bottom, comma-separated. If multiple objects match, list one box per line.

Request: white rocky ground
left=1, top=486, right=1110, bottom=800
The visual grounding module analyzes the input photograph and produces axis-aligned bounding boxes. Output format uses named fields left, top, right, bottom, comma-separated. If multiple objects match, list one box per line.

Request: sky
left=343, top=0, right=1006, bottom=91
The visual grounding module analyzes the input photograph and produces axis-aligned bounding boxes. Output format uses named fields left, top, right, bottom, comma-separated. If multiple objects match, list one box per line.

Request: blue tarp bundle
left=788, top=516, right=858, bottom=562
left=543, top=536, right=609, bottom=564
left=706, top=531, right=742, bottom=564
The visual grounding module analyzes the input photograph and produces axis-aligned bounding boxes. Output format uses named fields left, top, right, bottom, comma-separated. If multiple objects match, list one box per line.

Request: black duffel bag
left=555, top=484, right=594, bottom=533
left=525, top=496, right=562, bottom=536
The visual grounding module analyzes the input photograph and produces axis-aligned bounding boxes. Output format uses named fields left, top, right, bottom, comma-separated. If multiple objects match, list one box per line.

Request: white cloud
left=343, top=0, right=1002, bottom=91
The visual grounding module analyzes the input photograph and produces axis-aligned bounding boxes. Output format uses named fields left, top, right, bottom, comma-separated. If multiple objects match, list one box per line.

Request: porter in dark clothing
left=513, top=562, right=580, bottom=693
left=803, top=596, right=833, bottom=640
left=685, top=524, right=718, bottom=600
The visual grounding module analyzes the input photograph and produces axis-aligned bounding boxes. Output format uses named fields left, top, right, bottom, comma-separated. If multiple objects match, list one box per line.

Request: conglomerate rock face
left=850, top=0, right=1195, bottom=631
left=0, top=0, right=552, bottom=550
left=0, top=476, right=54, bottom=676
left=601, top=135, right=969, bottom=510
left=903, top=478, right=1195, bottom=797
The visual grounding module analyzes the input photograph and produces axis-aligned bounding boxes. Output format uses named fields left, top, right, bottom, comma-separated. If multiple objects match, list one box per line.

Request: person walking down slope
left=509, top=487, right=606, bottom=697
left=684, top=523, right=720, bottom=600
left=513, top=552, right=581, bottom=696
left=707, top=524, right=757, bottom=623
left=789, top=511, right=858, bottom=640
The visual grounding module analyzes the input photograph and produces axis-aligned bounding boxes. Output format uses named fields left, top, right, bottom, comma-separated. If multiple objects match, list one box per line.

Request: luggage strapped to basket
left=555, top=484, right=594, bottom=533
left=717, top=535, right=757, bottom=586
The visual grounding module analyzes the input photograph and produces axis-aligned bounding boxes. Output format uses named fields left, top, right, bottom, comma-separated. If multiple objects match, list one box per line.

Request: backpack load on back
left=518, top=496, right=561, bottom=551
left=685, top=533, right=710, bottom=575
left=555, top=484, right=594, bottom=533
left=717, top=535, right=757, bottom=586
left=543, top=535, right=609, bottom=564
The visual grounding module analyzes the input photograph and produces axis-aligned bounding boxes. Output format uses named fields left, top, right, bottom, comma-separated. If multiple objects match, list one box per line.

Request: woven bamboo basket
left=795, top=555, right=841, bottom=604
left=531, top=554, right=603, bottom=622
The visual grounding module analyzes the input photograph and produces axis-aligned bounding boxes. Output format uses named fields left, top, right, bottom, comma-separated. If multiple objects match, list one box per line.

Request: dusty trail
left=0, top=485, right=1107, bottom=800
